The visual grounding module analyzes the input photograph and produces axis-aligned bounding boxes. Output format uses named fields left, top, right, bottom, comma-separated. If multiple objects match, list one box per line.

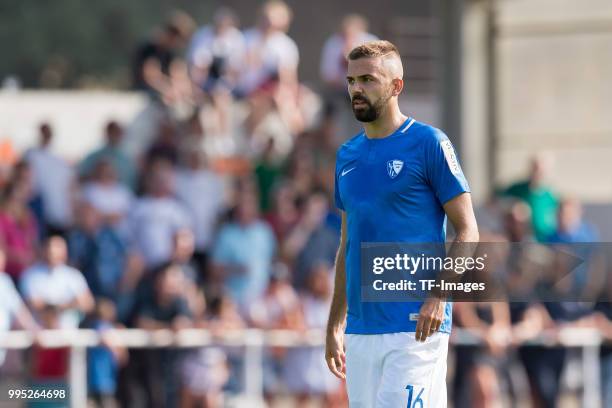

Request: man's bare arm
left=415, top=192, right=479, bottom=341
left=325, top=211, right=347, bottom=378
left=445, top=192, right=480, bottom=245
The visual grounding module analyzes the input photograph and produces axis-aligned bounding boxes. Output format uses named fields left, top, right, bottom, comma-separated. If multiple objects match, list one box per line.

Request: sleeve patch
left=440, top=140, right=461, bottom=175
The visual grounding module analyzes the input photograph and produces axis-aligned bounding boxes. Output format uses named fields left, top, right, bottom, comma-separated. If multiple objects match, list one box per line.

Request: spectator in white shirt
left=320, top=14, right=378, bottom=91
left=80, top=160, right=134, bottom=226
left=175, top=149, right=225, bottom=265
left=19, top=236, right=94, bottom=329
left=78, top=121, right=137, bottom=189
left=24, top=123, right=76, bottom=236
left=188, top=7, right=245, bottom=137
left=189, top=7, right=245, bottom=94
left=241, top=1, right=306, bottom=137
left=0, top=250, right=38, bottom=366
left=129, top=159, right=192, bottom=269
left=211, top=191, right=276, bottom=308
left=240, top=1, right=298, bottom=95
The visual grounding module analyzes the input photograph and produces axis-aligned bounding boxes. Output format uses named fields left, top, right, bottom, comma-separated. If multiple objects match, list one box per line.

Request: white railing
left=0, top=327, right=604, bottom=408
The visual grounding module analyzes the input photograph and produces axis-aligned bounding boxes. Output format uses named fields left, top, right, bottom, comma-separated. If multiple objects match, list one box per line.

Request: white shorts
left=345, top=332, right=449, bottom=408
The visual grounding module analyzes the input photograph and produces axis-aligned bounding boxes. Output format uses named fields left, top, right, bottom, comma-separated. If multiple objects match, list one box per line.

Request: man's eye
left=364, top=77, right=372, bottom=82
left=347, top=79, right=354, bottom=85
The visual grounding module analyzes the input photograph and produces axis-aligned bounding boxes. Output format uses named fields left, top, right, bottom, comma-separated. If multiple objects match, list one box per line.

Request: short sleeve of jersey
left=334, top=151, right=345, bottom=211
left=424, top=130, right=470, bottom=205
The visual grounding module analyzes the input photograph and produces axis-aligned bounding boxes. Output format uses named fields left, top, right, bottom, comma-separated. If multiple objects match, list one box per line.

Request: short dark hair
left=348, top=40, right=400, bottom=61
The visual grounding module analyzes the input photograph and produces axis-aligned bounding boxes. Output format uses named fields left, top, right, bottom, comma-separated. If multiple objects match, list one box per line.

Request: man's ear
left=391, top=78, right=404, bottom=96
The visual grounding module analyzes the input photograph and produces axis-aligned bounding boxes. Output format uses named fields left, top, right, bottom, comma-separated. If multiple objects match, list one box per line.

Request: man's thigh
left=376, top=332, right=449, bottom=408
left=345, top=334, right=383, bottom=408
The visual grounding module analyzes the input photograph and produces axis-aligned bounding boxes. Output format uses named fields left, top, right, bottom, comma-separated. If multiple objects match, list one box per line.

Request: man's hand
left=415, top=298, right=445, bottom=342
left=325, top=329, right=346, bottom=379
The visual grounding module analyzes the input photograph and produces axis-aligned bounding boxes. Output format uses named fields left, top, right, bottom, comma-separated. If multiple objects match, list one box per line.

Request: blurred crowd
left=0, top=2, right=611, bottom=408
left=455, top=154, right=612, bottom=408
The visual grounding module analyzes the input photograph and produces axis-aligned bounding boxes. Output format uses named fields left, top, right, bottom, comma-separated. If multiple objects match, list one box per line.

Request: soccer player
left=325, top=40, right=479, bottom=407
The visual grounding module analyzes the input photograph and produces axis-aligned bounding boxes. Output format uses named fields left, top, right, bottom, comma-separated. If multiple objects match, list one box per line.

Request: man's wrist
left=428, top=286, right=448, bottom=301
left=326, top=323, right=343, bottom=336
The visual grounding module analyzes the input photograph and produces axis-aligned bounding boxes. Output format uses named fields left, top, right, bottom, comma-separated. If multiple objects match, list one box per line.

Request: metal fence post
left=582, top=344, right=602, bottom=408
left=243, top=329, right=264, bottom=404
left=69, top=345, right=87, bottom=408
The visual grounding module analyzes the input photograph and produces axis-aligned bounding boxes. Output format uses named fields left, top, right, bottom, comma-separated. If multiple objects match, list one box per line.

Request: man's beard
left=351, top=90, right=392, bottom=123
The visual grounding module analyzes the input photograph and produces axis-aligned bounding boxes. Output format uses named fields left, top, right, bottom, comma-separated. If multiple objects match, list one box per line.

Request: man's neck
left=363, top=106, right=408, bottom=139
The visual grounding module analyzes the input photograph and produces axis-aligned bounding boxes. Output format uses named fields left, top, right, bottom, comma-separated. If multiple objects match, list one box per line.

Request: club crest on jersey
left=386, top=159, right=404, bottom=179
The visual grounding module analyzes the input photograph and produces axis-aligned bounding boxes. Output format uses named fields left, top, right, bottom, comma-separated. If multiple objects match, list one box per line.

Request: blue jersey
left=334, top=118, right=470, bottom=334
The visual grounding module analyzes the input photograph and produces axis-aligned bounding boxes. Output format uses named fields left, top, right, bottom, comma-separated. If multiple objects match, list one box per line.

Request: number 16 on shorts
left=406, top=385, right=424, bottom=408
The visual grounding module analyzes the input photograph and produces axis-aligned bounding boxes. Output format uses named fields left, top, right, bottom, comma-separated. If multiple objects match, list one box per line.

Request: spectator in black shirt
left=129, top=262, right=193, bottom=408
left=135, top=262, right=193, bottom=330
left=132, top=12, right=195, bottom=101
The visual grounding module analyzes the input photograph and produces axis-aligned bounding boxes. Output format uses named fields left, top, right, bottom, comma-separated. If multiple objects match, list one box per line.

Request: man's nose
left=348, top=82, right=363, bottom=95
left=353, top=86, right=364, bottom=96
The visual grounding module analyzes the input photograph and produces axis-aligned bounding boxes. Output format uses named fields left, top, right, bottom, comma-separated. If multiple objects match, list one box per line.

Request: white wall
left=0, top=90, right=146, bottom=163
left=494, top=0, right=612, bottom=202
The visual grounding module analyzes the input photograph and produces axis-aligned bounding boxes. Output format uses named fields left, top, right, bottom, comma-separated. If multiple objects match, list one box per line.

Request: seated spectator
left=283, top=191, right=339, bottom=288
left=248, top=262, right=301, bottom=330
left=67, top=203, right=142, bottom=322
left=500, top=154, right=558, bottom=241
left=247, top=262, right=301, bottom=403
left=0, top=178, right=39, bottom=281
left=188, top=7, right=245, bottom=136
left=239, top=0, right=298, bottom=97
left=179, top=347, right=229, bottom=408
left=211, top=191, right=276, bottom=308
left=305, top=103, right=340, bottom=193
left=284, top=264, right=343, bottom=407
left=30, top=305, right=70, bottom=393
left=513, top=302, right=572, bottom=408
left=10, top=160, right=45, bottom=240
left=200, top=291, right=245, bottom=396
left=20, top=236, right=94, bottom=328
left=175, top=149, right=225, bottom=275
left=132, top=12, right=195, bottom=103
left=204, top=290, right=245, bottom=333
left=80, top=160, right=134, bottom=226
left=264, top=181, right=299, bottom=243
left=78, top=121, right=136, bottom=189
left=453, top=302, right=512, bottom=408
left=134, top=262, right=193, bottom=331
left=0, top=250, right=38, bottom=367
left=546, top=198, right=600, bottom=298
left=129, top=159, right=192, bottom=268
left=178, top=281, right=233, bottom=408
left=240, top=1, right=306, bottom=136
left=145, top=119, right=181, bottom=166
left=24, top=123, right=75, bottom=237
left=83, top=298, right=128, bottom=408
left=495, top=200, right=583, bottom=407
left=133, top=262, right=193, bottom=408
left=285, top=146, right=317, bottom=201
left=254, top=138, right=285, bottom=212
left=320, top=14, right=377, bottom=92
left=171, top=228, right=206, bottom=319
left=547, top=197, right=597, bottom=243
left=189, top=7, right=244, bottom=94
left=594, top=297, right=612, bottom=408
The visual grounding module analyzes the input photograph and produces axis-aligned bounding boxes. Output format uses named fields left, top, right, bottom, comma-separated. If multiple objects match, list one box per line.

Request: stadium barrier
left=0, top=327, right=603, bottom=407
